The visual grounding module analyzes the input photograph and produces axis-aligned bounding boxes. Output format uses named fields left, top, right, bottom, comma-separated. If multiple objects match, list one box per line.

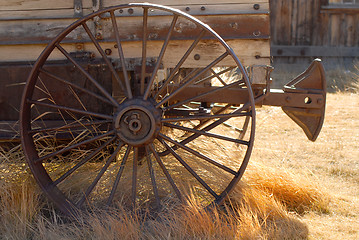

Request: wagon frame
left=0, top=1, right=326, bottom=215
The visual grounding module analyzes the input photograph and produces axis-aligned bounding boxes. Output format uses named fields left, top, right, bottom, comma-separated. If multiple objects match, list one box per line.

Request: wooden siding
left=0, top=1, right=270, bottom=65
left=270, top=0, right=359, bottom=57
left=0, top=0, right=270, bottom=128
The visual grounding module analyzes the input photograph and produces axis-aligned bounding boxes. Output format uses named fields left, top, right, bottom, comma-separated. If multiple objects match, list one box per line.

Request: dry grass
left=252, top=92, right=359, bottom=239
left=271, top=58, right=359, bottom=93
left=0, top=92, right=358, bottom=239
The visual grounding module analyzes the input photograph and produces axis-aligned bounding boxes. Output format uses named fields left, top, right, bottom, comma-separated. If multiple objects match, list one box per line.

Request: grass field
left=253, top=92, right=359, bottom=239
left=0, top=92, right=358, bottom=239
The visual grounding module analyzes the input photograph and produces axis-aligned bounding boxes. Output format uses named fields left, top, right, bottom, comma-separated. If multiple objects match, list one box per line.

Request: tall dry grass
left=0, top=137, right=329, bottom=239
left=4, top=65, right=358, bottom=238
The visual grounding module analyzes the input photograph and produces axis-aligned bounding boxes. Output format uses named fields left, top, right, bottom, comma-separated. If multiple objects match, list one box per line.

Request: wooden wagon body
left=0, top=0, right=271, bottom=135
left=0, top=1, right=326, bottom=215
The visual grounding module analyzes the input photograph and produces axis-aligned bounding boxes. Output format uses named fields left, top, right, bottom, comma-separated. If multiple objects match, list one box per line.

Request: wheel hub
left=114, top=99, right=161, bottom=146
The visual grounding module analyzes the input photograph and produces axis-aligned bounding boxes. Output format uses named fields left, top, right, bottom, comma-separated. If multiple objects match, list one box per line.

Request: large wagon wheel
left=20, top=3, right=255, bottom=215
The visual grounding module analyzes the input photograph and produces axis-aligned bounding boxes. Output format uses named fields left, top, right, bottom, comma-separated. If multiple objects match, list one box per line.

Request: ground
left=0, top=92, right=358, bottom=239
left=252, top=92, right=359, bottom=239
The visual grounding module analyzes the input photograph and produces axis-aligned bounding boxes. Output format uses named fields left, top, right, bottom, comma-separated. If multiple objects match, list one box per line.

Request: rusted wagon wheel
left=20, top=3, right=255, bottom=215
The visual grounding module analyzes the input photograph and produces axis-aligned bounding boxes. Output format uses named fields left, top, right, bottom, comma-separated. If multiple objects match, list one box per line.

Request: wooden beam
left=321, top=5, right=359, bottom=14
left=0, top=39, right=270, bottom=66
left=0, top=0, right=92, bottom=10
left=0, top=14, right=269, bottom=45
left=0, top=3, right=269, bottom=20
left=271, top=45, right=359, bottom=57
left=103, top=0, right=269, bottom=7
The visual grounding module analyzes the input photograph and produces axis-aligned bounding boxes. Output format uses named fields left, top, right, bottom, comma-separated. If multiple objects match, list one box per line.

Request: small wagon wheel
left=20, top=3, right=255, bottom=215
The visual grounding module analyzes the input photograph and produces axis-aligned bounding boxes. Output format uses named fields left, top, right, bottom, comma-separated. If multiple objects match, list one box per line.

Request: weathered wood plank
left=339, top=13, right=347, bottom=46
left=271, top=45, right=359, bottom=57
left=311, top=0, right=323, bottom=45
left=296, top=0, right=307, bottom=45
left=346, top=14, right=355, bottom=47
left=269, top=0, right=279, bottom=45
left=0, top=14, right=270, bottom=45
left=355, top=14, right=359, bottom=47
left=0, top=64, right=29, bottom=121
left=109, top=3, right=269, bottom=17
left=0, top=3, right=269, bottom=20
left=0, top=18, right=88, bottom=45
left=0, top=9, right=94, bottom=20
left=0, top=39, right=270, bottom=67
left=279, top=0, right=291, bottom=45
left=0, top=0, right=93, bottom=10
left=330, top=14, right=340, bottom=46
left=103, top=0, right=269, bottom=7
left=101, top=14, right=270, bottom=41
left=317, top=12, right=330, bottom=46
left=269, top=0, right=359, bottom=50
left=305, top=0, right=313, bottom=45
left=280, top=0, right=291, bottom=45
left=0, top=0, right=270, bottom=12
left=321, top=5, right=359, bottom=14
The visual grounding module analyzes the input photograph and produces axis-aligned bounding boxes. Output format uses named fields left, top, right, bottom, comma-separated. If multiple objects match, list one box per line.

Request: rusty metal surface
left=281, top=59, right=326, bottom=141
left=263, top=90, right=325, bottom=109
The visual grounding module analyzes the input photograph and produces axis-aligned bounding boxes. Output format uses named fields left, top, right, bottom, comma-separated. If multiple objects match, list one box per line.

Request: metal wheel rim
left=20, top=3, right=256, bottom=215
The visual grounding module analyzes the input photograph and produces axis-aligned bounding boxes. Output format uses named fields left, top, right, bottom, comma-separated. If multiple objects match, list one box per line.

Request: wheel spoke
left=161, top=111, right=252, bottom=123
left=34, top=130, right=116, bottom=163
left=149, top=143, right=183, bottom=202
left=77, top=142, right=124, bottom=207
left=107, top=145, right=131, bottom=205
left=210, top=68, right=228, bottom=86
left=145, top=146, right=160, bottom=208
left=110, top=11, right=133, bottom=99
left=28, top=100, right=113, bottom=120
left=193, top=104, right=232, bottom=130
left=160, top=104, right=252, bottom=155
left=160, top=133, right=237, bottom=175
left=52, top=136, right=117, bottom=186
left=195, top=67, right=235, bottom=86
left=155, top=52, right=229, bottom=108
left=132, top=147, right=139, bottom=208
left=140, top=7, right=148, bottom=95
left=21, top=4, right=256, bottom=214
left=190, top=103, right=252, bottom=137
left=163, top=123, right=249, bottom=146
left=39, top=68, right=115, bottom=106
left=29, top=119, right=111, bottom=134
left=159, top=137, right=219, bottom=199
left=143, top=14, right=179, bottom=100
left=55, top=44, right=120, bottom=107
left=165, top=79, right=244, bottom=111
left=82, top=22, right=126, bottom=95
left=154, top=30, right=205, bottom=99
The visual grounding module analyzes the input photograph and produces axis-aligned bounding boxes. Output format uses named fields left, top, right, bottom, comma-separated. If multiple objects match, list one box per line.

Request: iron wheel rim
left=20, top=3, right=256, bottom=215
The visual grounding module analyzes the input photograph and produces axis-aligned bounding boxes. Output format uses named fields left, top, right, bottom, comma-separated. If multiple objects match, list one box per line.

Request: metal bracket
left=74, top=0, right=83, bottom=18
left=91, top=0, right=104, bottom=39
left=282, top=59, right=326, bottom=141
